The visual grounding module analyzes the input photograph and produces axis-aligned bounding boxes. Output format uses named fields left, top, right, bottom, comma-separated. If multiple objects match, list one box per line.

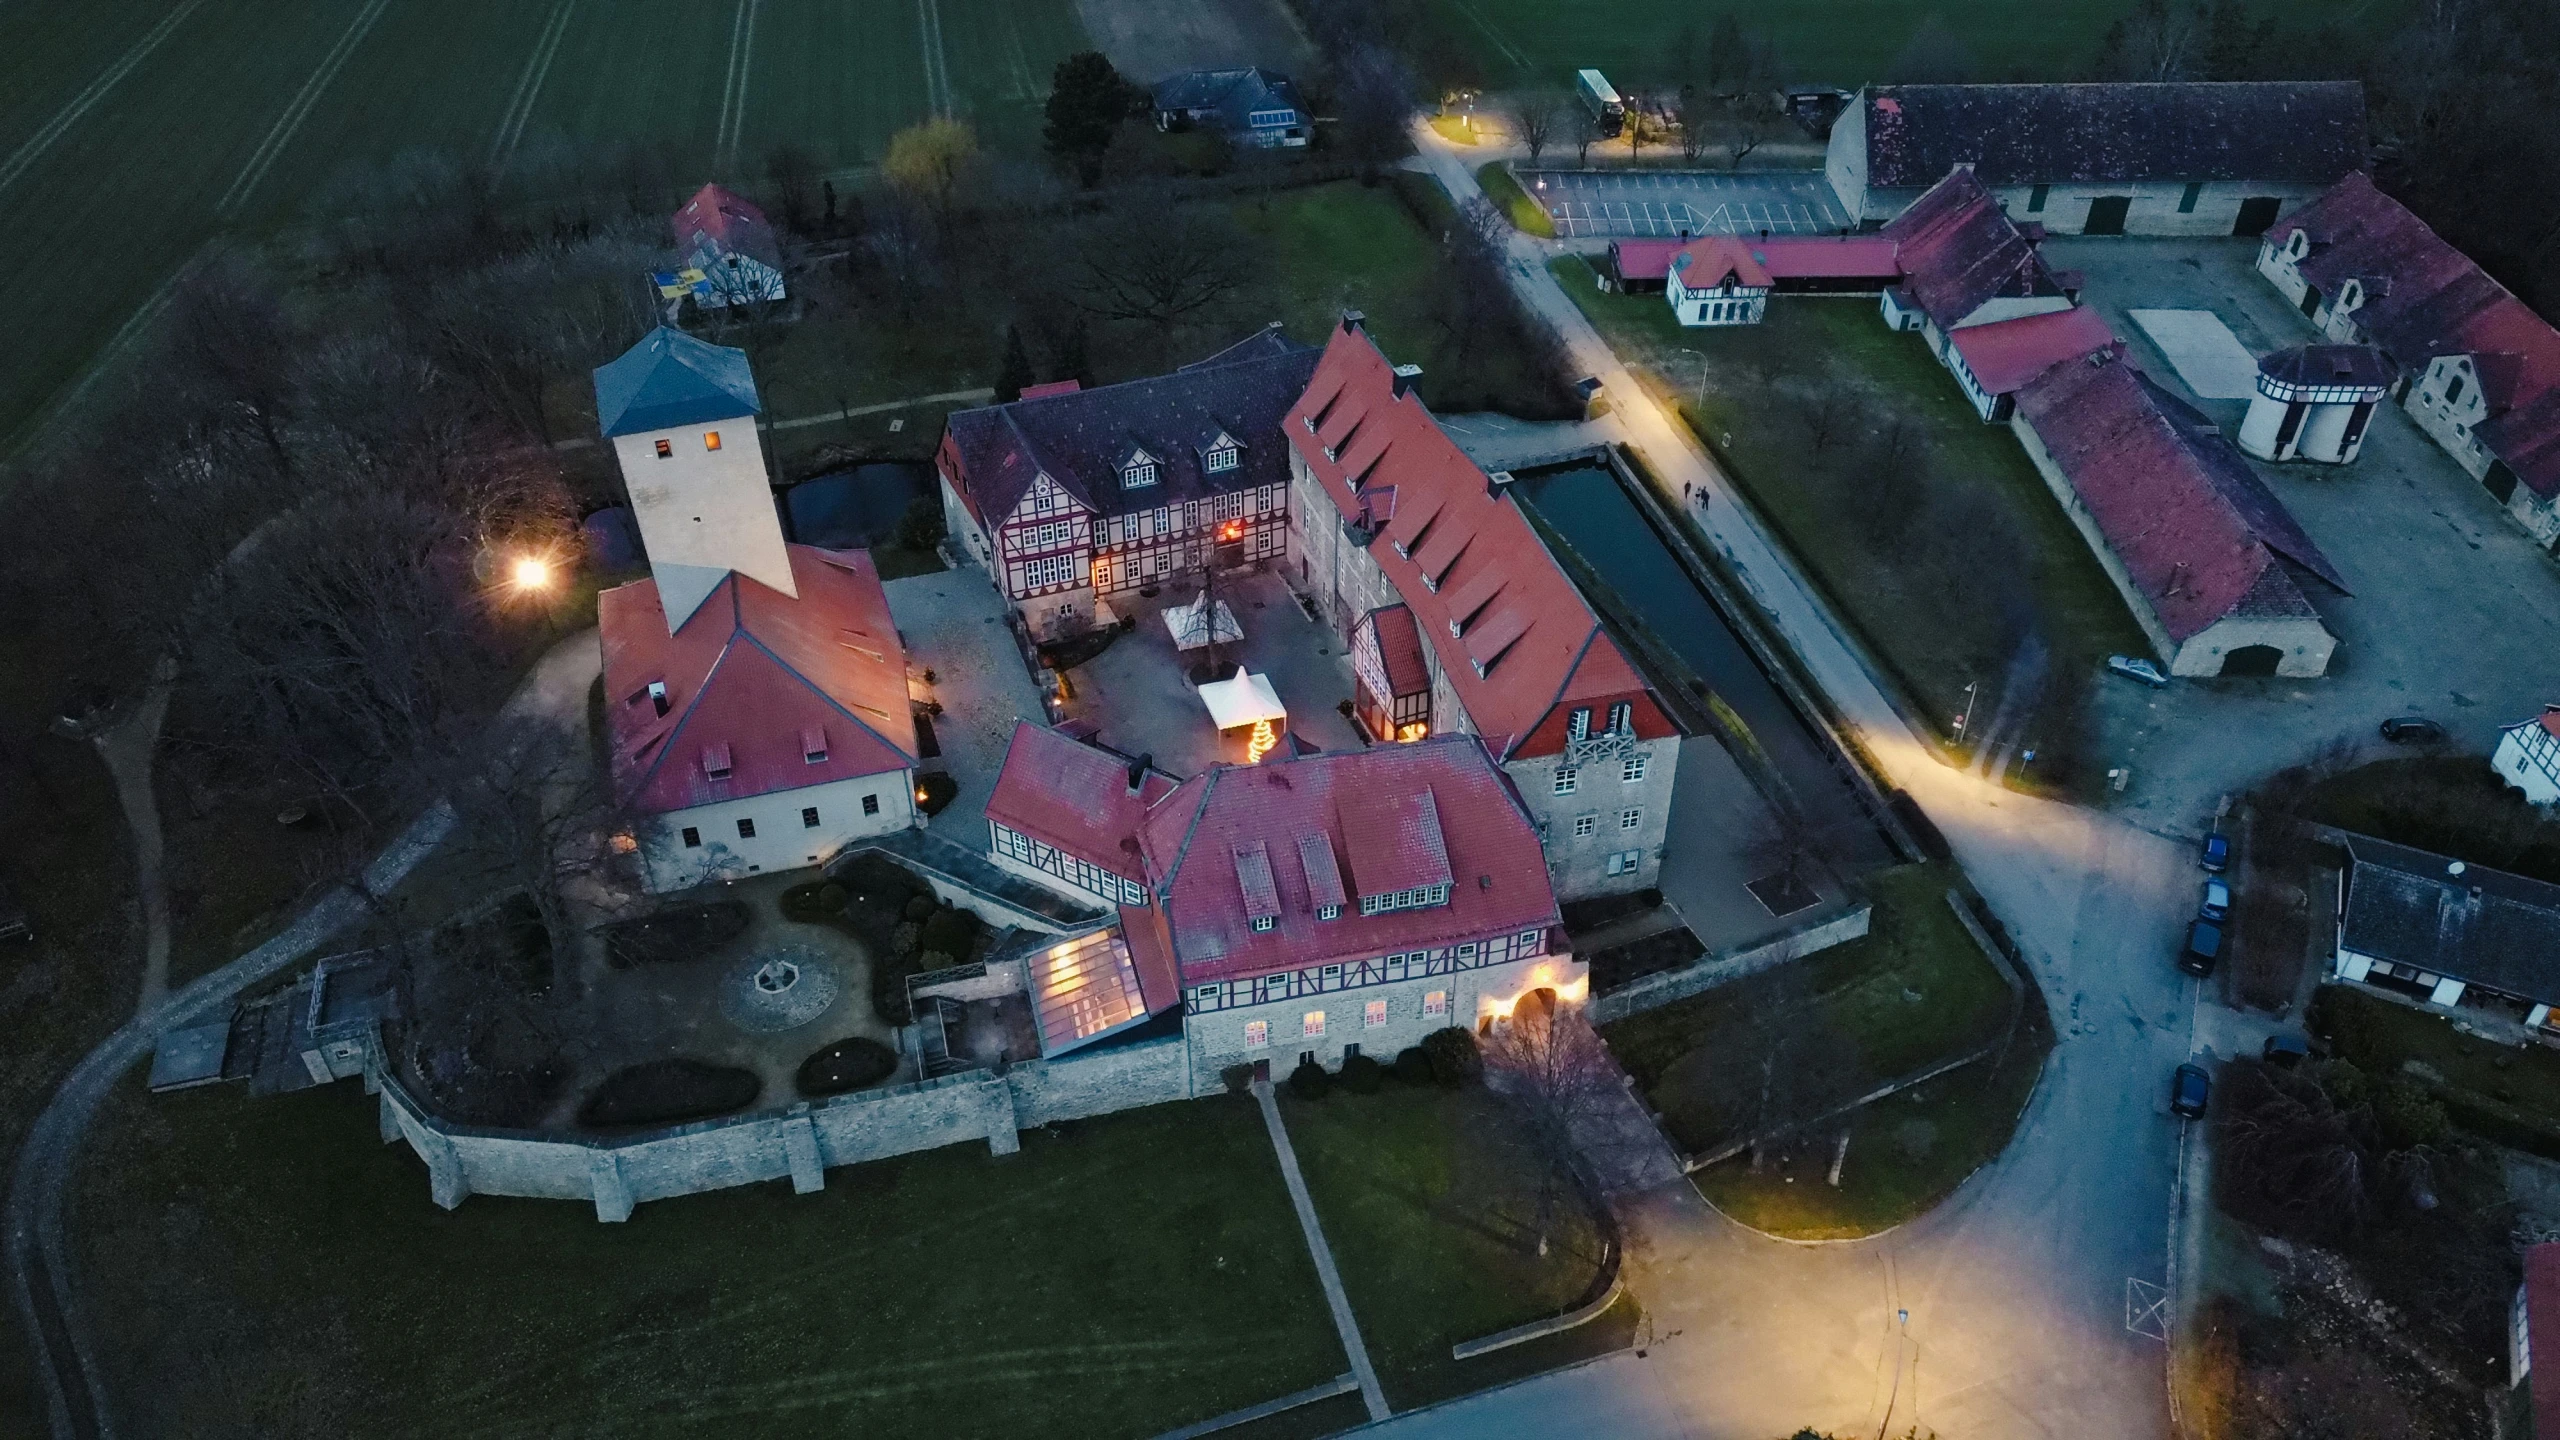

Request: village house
left=2333, top=832, right=2560, bottom=1040
left=2235, top=344, right=2393, bottom=463
left=670, top=182, right=785, bottom=308
left=1286, top=314, right=1682, bottom=898
left=2494, top=708, right=2560, bottom=806
left=2011, top=347, right=2348, bottom=678
left=1876, top=168, right=2078, bottom=347
left=1598, top=234, right=1899, bottom=299
left=935, top=327, right=1320, bottom=639
left=984, top=723, right=1572, bottom=1082
left=591, top=327, right=918, bottom=891
left=1646, top=235, right=1903, bottom=327
left=2257, top=173, right=2560, bottom=547
left=1150, top=67, right=1310, bottom=149
left=1825, top=81, right=2366, bottom=235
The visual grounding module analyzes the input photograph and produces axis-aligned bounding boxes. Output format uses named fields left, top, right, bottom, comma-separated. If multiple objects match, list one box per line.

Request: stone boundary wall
left=1587, top=902, right=1871, bottom=1025
left=376, top=1033, right=1188, bottom=1221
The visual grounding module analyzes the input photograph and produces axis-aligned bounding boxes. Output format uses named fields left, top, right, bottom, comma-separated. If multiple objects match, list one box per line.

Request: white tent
left=1164, top=594, right=1242, bottom=651
left=1196, top=667, right=1286, bottom=731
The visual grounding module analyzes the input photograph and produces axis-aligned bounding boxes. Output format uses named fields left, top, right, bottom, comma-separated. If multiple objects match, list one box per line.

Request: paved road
left=1384, top=123, right=2209, bottom=1440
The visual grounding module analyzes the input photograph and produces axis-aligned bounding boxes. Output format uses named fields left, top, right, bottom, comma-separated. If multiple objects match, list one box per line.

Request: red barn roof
left=1667, top=237, right=1772, bottom=290
left=1612, top=235, right=1900, bottom=284
left=1882, top=169, right=2069, bottom=331
left=1365, top=604, right=1431, bottom=699
left=985, top=721, right=1180, bottom=881
left=1285, top=318, right=1677, bottom=760
left=2016, top=352, right=2345, bottom=643
left=1950, top=306, right=2121, bottom=396
left=597, top=546, right=916, bottom=815
left=672, top=183, right=781, bottom=267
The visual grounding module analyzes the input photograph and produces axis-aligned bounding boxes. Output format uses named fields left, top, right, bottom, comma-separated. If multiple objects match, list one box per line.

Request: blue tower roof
left=592, top=326, right=762, bottom=438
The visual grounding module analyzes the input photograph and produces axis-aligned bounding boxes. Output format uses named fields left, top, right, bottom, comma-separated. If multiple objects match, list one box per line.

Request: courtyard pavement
left=1516, top=169, right=1850, bottom=239
left=885, top=567, right=1050, bottom=849
left=2050, top=236, right=2560, bottom=830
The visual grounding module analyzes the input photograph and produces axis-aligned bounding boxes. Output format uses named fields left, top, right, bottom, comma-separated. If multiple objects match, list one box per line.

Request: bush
left=1392, top=1047, right=1434, bottom=1085
left=916, top=772, right=959, bottom=816
left=895, top=494, right=945, bottom=551
left=796, top=1036, right=899, bottom=1096
left=1422, top=1026, right=1482, bottom=1087
left=919, top=907, right=979, bottom=962
left=577, top=1059, right=761, bottom=1129
left=817, top=882, right=846, bottom=912
left=1287, top=1057, right=1332, bottom=1100
left=1220, top=1062, right=1257, bottom=1095
left=889, top=921, right=921, bottom=957
left=1340, top=1052, right=1384, bottom=1094
left=903, top=895, right=936, bottom=922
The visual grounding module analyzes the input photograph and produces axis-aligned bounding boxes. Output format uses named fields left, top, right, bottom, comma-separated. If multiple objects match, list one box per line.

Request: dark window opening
left=2027, top=184, right=2048, bottom=213
left=654, top=438, right=673, bottom=458
left=2177, top=182, right=2202, bottom=214
left=737, top=818, right=757, bottom=839
left=801, top=807, right=820, bottom=828
left=681, top=827, right=701, bottom=848
left=861, top=793, right=880, bottom=816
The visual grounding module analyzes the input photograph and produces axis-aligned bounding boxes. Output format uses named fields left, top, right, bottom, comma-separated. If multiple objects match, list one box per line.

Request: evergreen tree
left=1044, top=51, right=1143, bottom=186
left=1051, top=320, right=1092, bottom=388
left=994, top=324, right=1034, bottom=403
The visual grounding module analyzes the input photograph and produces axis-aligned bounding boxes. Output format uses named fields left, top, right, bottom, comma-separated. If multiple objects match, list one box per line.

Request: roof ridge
left=732, top=622, right=916, bottom=764
left=628, top=621, right=742, bottom=799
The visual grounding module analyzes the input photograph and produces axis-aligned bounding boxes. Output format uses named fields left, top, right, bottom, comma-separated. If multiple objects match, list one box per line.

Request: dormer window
left=1123, top=460, right=1158, bottom=489
left=1317, top=903, right=1341, bottom=921
left=1608, top=701, right=1633, bottom=734
left=1249, top=916, right=1276, bottom=933
left=1568, top=708, right=1592, bottom=742
left=702, top=743, right=733, bottom=780
left=1205, top=445, right=1239, bottom=473
left=802, top=726, right=828, bottom=764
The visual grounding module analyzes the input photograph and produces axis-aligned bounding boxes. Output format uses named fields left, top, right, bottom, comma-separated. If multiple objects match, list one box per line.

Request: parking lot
left=2049, top=236, right=2560, bottom=829
left=1516, top=169, right=1851, bottom=238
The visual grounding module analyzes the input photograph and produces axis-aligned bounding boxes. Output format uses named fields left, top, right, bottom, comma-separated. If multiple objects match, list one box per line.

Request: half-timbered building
left=936, top=327, right=1320, bottom=638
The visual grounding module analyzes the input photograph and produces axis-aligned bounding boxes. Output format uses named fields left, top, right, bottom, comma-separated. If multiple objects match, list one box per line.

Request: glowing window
left=1424, top=990, right=1448, bottom=1017
left=1302, top=1010, right=1326, bottom=1039
left=1364, top=1000, right=1388, bottom=1028
left=1244, top=1020, right=1269, bottom=1048
left=653, top=438, right=673, bottom=458
left=703, top=431, right=723, bottom=451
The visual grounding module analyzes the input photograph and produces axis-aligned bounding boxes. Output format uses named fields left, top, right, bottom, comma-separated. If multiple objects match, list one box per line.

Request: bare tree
left=2094, top=0, right=2208, bottom=80
left=435, top=711, right=629, bottom=1000
left=1673, top=91, right=1712, bottom=164
left=1481, top=990, right=1618, bottom=1255
left=1508, top=91, right=1565, bottom=165
left=1723, top=108, right=1783, bottom=170
left=1072, top=202, right=1250, bottom=349
left=763, top=142, right=820, bottom=234
left=1625, top=97, right=1650, bottom=166
left=159, top=256, right=304, bottom=478
left=1566, top=104, right=1598, bottom=167
left=1746, top=798, right=1837, bottom=900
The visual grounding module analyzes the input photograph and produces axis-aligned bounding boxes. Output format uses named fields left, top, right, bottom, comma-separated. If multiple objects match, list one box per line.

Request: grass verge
left=75, top=1081, right=1344, bottom=1439
left=1474, top=162, right=1555, bottom=239
left=1282, top=1083, right=1630, bottom=1410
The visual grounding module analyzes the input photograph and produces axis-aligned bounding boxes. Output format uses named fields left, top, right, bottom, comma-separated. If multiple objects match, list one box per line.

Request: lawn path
left=490, top=0, right=578, bottom=173
left=96, top=666, right=173, bottom=1015
left=216, top=0, right=394, bottom=216
left=917, top=0, right=955, bottom=117
left=1252, top=1081, right=1390, bottom=1422
left=0, top=0, right=214, bottom=199
left=714, top=0, right=761, bottom=170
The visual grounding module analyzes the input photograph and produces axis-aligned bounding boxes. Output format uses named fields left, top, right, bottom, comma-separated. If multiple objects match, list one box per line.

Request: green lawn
left=73, top=1082, right=1347, bottom=1440
left=0, top=0, right=1094, bottom=447
left=1412, top=0, right=2409, bottom=91
left=1281, top=1084, right=1633, bottom=1410
left=1553, top=255, right=2146, bottom=751
left=1601, top=862, right=2050, bottom=1237
left=2312, top=984, right=2560, bottom=1144
left=1475, top=161, right=1555, bottom=238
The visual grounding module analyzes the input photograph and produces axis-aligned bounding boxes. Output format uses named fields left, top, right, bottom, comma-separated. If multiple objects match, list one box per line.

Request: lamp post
left=1954, top=680, right=1979, bottom=748
left=1671, top=348, right=1710, bottom=413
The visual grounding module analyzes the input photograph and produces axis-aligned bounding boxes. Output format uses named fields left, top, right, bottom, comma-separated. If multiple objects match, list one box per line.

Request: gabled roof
left=985, top=721, right=1180, bottom=878
left=941, top=326, right=1320, bottom=526
left=1286, top=319, right=1678, bottom=760
left=2341, top=831, right=2560, bottom=1001
left=2016, top=351, right=2346, bottom=642
left=672, top=182, right=782, bottom=268
left=592, top=326, right=762, bottom=438
left=1612, top=235, right=1900, bottom=284
left=1668, top=238, right=1772, bottom=291
left=2257, top=343, right=2395, bottom=393
left=1857, top=82, right=2366, bottom=189
left=1364, top=604, right=1431, bottom=698
left=597, top=546, right=915, bottom=814
left=1150, top=67, right=1305, bottom=130
left=1949, top=306, right=2120, bottom=396
left=1880, top=169, right=2068, bottom=331
left=1127, top=737, right=1558, bottom=984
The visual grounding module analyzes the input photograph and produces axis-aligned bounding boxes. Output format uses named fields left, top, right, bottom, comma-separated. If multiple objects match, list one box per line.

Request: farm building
left=670, top=183, right=785, bottom=308
left=1150, top=67, right=1309, bottom=148
left=984, top=724, right=1571, bottom=1083
left=2010, top=348, right=2348, bottom=679
left=1876, top=167, right=2085, bottom=410
left=1942, top=305, right=2120, bottom=423
left=1664, top=239, right=1771, bottom=327
left=2494, top=708, right=2560, bottom=806
left=2332, top=832, right=2560, bottom=1036
left=591, top=329, right=919, bottom=891
left=1287, top=314, right=1682, bottom=898
left=2236, top=344, right=2393, bottom=463
left=1826, top=81, right=2365, bottom=235
left=935, top=326, right=1320, bottom=639
left=2258, top=174, right=2560, bottom=547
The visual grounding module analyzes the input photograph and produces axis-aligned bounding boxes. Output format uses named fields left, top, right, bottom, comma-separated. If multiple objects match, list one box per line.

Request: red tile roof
left=1366, top=604, right=1431, bottom=698
left=2280, top=174, right=2560, bottom=496
left=1134, top=737, right=1558, bottom=984
left=598, top=546, right=916, bottom=815
left=1287, top=320, right=1677, bottom=760
left=1018, top=379, right=1083, bottom=399
left=1612, top=235, right=1901, bottom=285
left=1858, top=82, right=2365, bottom=190
left=2016, top=352, right=2345, bottom=642
left=984, top=721, right=1179, bottom=879
left=1881, top=169, right=2068, bottom=331
left=1668, top=237, right=1772, bottom=290
left=1949, top=306, right=2121, bottom=396
left=672, top=183, right=780, bottom=267
left=2529, top=1244, right=2560, bottom=1437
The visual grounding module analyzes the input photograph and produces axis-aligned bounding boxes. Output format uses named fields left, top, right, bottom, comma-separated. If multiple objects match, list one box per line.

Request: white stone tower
left=592, top=326, right=794, bottom=631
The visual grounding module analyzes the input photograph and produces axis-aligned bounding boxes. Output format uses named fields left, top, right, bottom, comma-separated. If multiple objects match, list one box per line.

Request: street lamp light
left=509, top=555, right=555, bottom=592
left=1671, top=348, right=1710, bottom=413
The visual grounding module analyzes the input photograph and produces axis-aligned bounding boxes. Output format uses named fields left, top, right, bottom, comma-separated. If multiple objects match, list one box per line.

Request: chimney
left=1340, top=309, right=1366, bottom=334
left=648, top=680, right=670, bottom=717
left=1392, top=363, right=1424, bottom=398
left=1127, top=753, right=1153, bottom=796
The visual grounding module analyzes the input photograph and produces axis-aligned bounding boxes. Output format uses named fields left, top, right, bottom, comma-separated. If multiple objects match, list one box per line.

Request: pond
left=786, top=462, right=934, bottom=548
left=1512, top=459, right=1893, bottom=868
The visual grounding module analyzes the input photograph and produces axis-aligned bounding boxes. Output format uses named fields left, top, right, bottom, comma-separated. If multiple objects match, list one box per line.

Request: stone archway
left=2220, top=645, right=2283, bottom=677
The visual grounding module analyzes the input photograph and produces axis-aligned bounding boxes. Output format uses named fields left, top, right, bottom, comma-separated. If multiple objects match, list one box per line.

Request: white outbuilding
left=2236, top=344, right=2392, bottom=464
left=2495, top=707, right=2560, bottom=806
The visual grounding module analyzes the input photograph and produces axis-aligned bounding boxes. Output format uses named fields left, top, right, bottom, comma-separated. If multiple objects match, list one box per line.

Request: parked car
left=2200, top=832, right=2229, bottom=872
left=2261, top=1034, right=2310, bottom=1068
left=2107, top=655, right=2169, bottom=688
left=2379, top=716, right=2445, bottom=743
left=2200, top=877, right=2231, bottom=922
left=2171, top=1062, right=2212, bottom=1118
left=2180, top=919, right=2222, bottom=976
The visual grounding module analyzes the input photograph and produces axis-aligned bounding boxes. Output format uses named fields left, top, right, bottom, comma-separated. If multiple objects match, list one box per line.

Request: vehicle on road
left=2171, top=1062, right=2212, bottom=1118
left=2200, top=877, right=2230, bottom=922
left=2262, top=1034, right=2310, bottom=1067
left=2180, top=919, right=2222, bottom=976
left=2107, top=655, right=2169, bottom=688
left=1575, top=69, right=1625, bottom=137
left=2379, top=716, right=2446, bottom=743
left=2200, top=832, right=2229, bottom=872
